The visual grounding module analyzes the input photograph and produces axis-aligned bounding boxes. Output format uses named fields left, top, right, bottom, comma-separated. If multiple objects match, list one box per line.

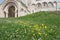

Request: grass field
left=0, top=11, right=60, bottom=40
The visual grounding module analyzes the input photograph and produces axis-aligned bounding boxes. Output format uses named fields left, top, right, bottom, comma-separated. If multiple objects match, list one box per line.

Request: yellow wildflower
left=42, top=24, right=47, bottom=29
left=45, top=26, right=47, bottom=29
left=38, top=32, right=42, bottom=36
left=33, top=24, right=40, bottom=31
left=42, top=24, right=45, bottom=26
left=43, top=26, right=47, bottom=29
left=34, top=24, right=38, bottom=27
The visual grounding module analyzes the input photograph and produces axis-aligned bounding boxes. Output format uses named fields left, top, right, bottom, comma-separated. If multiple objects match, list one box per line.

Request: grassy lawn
left=0, top=11, right=60, bottom=40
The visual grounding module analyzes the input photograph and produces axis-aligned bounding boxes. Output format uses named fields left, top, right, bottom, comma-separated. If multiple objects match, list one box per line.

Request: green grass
left=0, top=11, right=60, bottom=40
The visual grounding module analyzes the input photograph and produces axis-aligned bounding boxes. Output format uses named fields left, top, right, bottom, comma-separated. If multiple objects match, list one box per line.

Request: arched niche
left=42, top=2, right=48, bottom=7
left=37, top=3, right=42, bottom=8
left=3, top=2, right=18, bottom=18
left=48, top=2, right=54, bottom=7
left=8, top=6, right=15, bottom=17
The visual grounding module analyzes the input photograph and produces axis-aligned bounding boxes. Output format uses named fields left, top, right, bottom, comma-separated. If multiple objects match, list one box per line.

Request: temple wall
left=0, top=0, right=60, bottom=18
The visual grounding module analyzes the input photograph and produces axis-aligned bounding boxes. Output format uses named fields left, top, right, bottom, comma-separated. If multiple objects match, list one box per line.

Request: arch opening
left=48, top=2, right=54, bottom=7
left=8, top=6, right=15, bottom=17
left=3, top=2, right=18, bottom=18
left=43, top=2, right=48, bottom=7
left=37, top=3, right=41, bottom=8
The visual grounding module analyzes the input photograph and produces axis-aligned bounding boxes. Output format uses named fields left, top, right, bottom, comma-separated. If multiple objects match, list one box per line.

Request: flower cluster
left=0, top=20, right=57, bottom=40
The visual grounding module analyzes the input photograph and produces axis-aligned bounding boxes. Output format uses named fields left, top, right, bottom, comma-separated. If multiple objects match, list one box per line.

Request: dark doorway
left=8, top=6, right=15, bottom=17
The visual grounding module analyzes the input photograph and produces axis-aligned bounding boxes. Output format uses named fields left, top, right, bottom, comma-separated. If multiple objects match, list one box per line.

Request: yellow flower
left=43, top=26, right=47, bottom=29
left=38, top=32, right=42, bottom=36
left=42, top=24, right=47, bottom=29
left=42, top=24, right=45, bottom=26
left=33, top=24, right=40, bottom=31
left=45, top=26, right=47, bottom=29
left=34, top=24, right=39, bottom=27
